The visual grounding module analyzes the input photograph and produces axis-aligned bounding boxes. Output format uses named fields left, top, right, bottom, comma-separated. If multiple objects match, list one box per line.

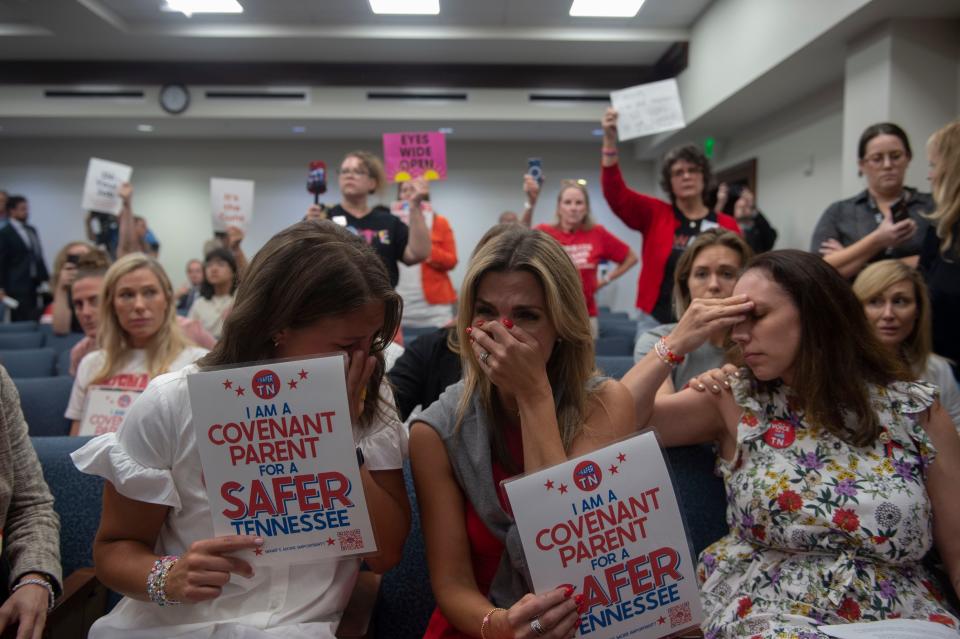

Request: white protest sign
left=210, top=177, right=254, bottom=232
left=188, top=355, right=376, bottom=566
left=502, top=431, right=702, bottom=639
left=610, top=79, right=686, bottom=142
left=78, top=387, right=143, bottom=436
left=82, top=158, right=133, bottom=215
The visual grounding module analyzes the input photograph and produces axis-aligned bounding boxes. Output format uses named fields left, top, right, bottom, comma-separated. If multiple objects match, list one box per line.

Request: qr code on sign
left=669, top=602, right=692, bottom=628
left=338, top=529, right=364, bottom=552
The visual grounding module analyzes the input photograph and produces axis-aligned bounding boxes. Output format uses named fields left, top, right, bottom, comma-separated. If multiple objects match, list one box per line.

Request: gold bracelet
left=481, top=606, right=506, bottom=639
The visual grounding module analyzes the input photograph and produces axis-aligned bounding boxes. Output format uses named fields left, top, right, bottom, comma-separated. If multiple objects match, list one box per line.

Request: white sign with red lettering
left=78, top=386, right=143, bottom=436
left=187, top=355, right=376, bottom=566
left=502, top=431, right=702, bottom=639
left=210, top=177, right=254, bottom=232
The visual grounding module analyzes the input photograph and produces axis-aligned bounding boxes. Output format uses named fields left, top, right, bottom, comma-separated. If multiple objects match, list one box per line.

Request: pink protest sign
left=382, top=132, right=447, bottom=182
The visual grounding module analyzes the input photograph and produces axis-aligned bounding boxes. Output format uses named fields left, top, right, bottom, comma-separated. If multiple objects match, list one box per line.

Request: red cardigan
left=421, top=213, right=457, bottom=304
left=601, top=163, right=741, bottom=313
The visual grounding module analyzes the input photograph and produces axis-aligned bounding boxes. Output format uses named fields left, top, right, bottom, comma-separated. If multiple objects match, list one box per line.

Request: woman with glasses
left=600, top=108, right=741, bottom=330
left=534, top=179, right=637, bottom=338
left=811, top=122, right=933, bottom=278
left=327, top=151, right=431, bottom=289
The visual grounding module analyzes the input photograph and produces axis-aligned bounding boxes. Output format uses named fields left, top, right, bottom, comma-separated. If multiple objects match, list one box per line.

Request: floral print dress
left=698, top=378, right=960, bottom=638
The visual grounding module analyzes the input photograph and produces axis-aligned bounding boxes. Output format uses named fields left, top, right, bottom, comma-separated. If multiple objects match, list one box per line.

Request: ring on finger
left=530, top=617, right=546, bottom=636
left=479, top=350, right=491, bottom=364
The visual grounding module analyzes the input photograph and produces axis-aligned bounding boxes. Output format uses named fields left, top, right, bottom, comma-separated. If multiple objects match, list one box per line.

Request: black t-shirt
left=651, top=209, right=723, bottom=323
left=328, top=204, right=409, bottom=288
left=387, top=327, right=462, bottom=422
left=920, top=226, right=960, bottom=381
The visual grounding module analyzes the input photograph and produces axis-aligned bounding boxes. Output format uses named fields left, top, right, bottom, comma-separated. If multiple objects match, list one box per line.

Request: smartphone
left=891, top=201, right=909, bottom=224
left=527, top=157, right=544, bottom=186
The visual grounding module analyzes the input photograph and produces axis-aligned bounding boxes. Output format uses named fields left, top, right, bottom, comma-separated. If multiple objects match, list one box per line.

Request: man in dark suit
left=0, top=196, right=49, bottom=321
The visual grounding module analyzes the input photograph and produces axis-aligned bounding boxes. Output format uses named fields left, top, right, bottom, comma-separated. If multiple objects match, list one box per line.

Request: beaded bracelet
left=146, top=555, right=182, bottom=606
left=481, top=606, right=505, bottom=639
left=12, top=577, right=55, bottom=612
left=654, top=336, right=685, bottom=368
left=601, top=148, right=619, bottom=156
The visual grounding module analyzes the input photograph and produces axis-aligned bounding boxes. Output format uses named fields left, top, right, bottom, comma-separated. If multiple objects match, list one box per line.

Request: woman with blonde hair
left=630, top=228, right=752, bottom=393
left=411, top=225, right=635, bottom=639
left=853, top=259, right=960, bottom=429
left=920, top=119, right=960, bottom=380
left=326, top=150, right=430, bottom=288
left=65, top=253, right=207, bottom=435
left=534, top=179, right=637, bottom=338
left=72, top=221, right=410, bottom=638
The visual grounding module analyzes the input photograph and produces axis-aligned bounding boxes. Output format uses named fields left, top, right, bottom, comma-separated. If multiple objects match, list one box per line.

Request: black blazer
left=0, top=222, right=49, bottom=296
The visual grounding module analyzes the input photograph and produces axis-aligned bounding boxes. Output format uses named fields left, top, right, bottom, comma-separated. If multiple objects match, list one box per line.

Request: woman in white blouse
left=187, top=247, right=238, bottom=340
left=73, top=221, right=411, bottom=638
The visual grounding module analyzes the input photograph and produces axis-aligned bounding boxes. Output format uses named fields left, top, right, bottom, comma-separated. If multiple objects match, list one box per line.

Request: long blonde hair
left=852, top=259, right=932, bottom=376
left=927, top=119, right=960, bottom=255
left=93, top=253, right=191, bottom=384
left=455, top=226, right=597, bottom=472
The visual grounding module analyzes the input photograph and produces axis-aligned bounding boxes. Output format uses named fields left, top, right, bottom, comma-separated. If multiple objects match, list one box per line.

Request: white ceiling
left=0, top=0, right=708, bottom=65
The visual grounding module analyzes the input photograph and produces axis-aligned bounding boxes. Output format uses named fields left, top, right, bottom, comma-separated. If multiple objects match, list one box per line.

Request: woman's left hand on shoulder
left=468, top=319, right=550, bottom=397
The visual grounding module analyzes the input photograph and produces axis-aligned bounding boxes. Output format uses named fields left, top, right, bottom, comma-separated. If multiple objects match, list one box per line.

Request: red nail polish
left=563, top=585, right=574, bottom=598
left=466, top=327, right=473, bottom=335
left=501, top=318, right=514, bottom=329
left=574, top=593, right=584, bottom=605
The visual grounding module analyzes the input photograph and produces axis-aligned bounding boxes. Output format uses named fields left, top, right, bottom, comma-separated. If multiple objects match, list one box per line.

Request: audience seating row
left=14, top=376, right=74, bottom=436
left=0, top=348, right=72, bottom=378
left=0, top=330, right=83, bottom=353
left=30, top=436, right=728, bottom=639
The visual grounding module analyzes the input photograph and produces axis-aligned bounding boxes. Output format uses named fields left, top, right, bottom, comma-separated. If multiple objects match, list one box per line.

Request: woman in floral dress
left=624, top=249, right=960, bottom=638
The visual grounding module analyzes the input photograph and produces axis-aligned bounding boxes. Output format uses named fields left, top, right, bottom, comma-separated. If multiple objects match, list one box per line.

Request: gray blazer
left=0, top=366, right=61, bottom=594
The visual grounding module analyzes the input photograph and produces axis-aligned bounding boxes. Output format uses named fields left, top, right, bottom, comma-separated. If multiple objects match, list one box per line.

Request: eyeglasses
left=863, top=151, right=907, bottom=167
left=338, top=168, right=370, bottom=177
left=670, top=166, right=703, bottom=179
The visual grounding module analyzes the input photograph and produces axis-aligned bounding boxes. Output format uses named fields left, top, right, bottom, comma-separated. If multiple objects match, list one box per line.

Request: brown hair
left=455, top=226, right=596, bottom=472
left=659, top=144, right=713, bottom=205
left=738, top=250, right=911, bottom=447
left=73, top=248, right=111, bottom=283
left=852, top=260, right=932, bottom=377
left=343, top=150, right=387, bottom=196
left=199, top=221, right=402, bottom=428
left=672, top=229, right=753, bottom=317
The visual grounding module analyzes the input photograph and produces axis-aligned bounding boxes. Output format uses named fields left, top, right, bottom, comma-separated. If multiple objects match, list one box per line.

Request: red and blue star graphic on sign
left=541, top=452, right=628, bottom=496
left=220, top=365, right=314, bottom=401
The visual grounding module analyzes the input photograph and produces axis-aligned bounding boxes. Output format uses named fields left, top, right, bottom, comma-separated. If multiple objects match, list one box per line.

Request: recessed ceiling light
left=163, top=0, right=243, bottom=17
left=438, top=127, right=454, bottom=134
left=570, top=0, right=644, bottom=18
left=137, top=124, right=154, bottom=132
left=369, top=0, right=439, bottom=15
left=292, top=126, right=306, bottom=134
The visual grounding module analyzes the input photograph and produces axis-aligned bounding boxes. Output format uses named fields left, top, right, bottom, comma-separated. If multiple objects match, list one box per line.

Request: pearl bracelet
left=146, top=555, right=181, bottom=606
left=12, top=577, right=55, bottom=612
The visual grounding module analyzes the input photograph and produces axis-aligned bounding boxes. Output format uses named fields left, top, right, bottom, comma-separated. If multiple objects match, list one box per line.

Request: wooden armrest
left=336, top=571, right=382, bottom=639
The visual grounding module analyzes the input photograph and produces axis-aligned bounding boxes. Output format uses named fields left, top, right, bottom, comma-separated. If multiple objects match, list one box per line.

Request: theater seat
left=0, top=348, right=57, bottom=377
left=57, top=349, right=73, bottom=377
left=0, top=332, right=44, bottom=350
left=663, top=444, right=728, bottom=557
left=595, top=355, right=634, bottom=380
left=594, top=336, right=633, bottom=356
left=14, top=376, right=74, bottom=436
left=0, top=320, right=38, bottom=333
left=44, top=332, right=85, bottom=354
left=597, top=319, right=637, bottom=341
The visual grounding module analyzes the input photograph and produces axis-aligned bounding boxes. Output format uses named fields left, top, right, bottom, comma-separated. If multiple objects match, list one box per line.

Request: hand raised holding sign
left=406, top=177, right=430, bottom=209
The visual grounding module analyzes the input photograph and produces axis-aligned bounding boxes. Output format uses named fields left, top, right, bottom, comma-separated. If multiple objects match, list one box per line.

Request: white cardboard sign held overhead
left=210, top=177, right=254, bottom=232
left=610, top=79, right=686, bottom=142
left=187, top=355, right=377, bottom=567
left=502, top=431, right=702, bottom=639
left=82, top=158, right=133, bottom=215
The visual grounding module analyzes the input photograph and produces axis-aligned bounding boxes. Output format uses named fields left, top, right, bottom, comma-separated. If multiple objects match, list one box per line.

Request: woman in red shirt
left=535, top=180, right=637, bottom=337
left=599, top=108, right=741, bottom=331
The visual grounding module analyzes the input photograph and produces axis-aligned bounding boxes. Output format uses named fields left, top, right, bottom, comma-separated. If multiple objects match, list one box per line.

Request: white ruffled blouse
left=72, top=365, right=407, bottom=639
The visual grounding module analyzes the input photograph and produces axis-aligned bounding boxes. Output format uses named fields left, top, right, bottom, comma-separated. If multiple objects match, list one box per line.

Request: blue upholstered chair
left=595, top=355, right=635, bottom=380
left=43, top=332, right=85, bottom=354
left=594, top=336, right=633, bottom=357
left=0, top=320, right=38, bottom=333
left=597, top=318, right=638, bottom=341
left=402, top=326, right=436, bottom=344
left=0, top=332, right=45, bottom=350
left=14, top=376, right=74, bottom=436
left=0, top=348, right=57, bottom=377
left=57, top=349, right=73, bottom=377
